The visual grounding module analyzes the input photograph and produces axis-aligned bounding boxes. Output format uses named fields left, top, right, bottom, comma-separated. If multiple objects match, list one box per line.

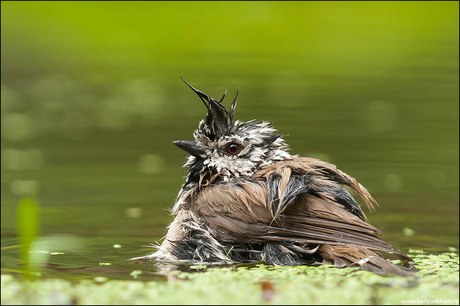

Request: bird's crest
left=181, top=77, right=238, bottom=141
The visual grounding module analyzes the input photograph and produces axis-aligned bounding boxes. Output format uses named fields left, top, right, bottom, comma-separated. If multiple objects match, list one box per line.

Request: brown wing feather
left=257, top=157, right=378, bottom=212
left=270, top=196, right=408, bottom=258
left=195, top=180, right=272, bottom=223
left=194, top=172, right=410, bottom=262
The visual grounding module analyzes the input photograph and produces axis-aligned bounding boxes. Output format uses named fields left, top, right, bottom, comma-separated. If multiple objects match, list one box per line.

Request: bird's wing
left=256, top=157, right=378, bottom=220
left=194, top=157, right=411, bottom=261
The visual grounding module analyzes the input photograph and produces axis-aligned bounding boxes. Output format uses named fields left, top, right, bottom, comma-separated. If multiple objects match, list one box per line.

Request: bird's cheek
left=204, top=152, right=223, bottom=168
left=209, top=151, right=219, bottom=161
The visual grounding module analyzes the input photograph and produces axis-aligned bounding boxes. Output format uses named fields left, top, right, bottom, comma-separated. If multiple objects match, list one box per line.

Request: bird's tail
left=319, top=245, right=417, bottom=277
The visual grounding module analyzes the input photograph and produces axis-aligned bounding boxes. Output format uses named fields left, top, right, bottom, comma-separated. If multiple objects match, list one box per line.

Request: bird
left=141, top=78, right=416, bottom=276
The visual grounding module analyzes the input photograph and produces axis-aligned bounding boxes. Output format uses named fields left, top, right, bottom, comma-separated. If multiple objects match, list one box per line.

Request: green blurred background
left=1, top=1, right=459, bottom=268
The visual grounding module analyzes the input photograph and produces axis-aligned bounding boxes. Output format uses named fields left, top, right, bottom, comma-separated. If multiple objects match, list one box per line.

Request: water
left=1, top=2, right=458, bottom=280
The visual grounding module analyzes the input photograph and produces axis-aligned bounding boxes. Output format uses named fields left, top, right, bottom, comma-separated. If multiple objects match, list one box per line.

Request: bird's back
left=152, top=157, right=415, bottom=276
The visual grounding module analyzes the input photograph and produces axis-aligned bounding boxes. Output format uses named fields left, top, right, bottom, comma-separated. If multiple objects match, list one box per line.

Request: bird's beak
left=173, top=140, right=206, bottom=157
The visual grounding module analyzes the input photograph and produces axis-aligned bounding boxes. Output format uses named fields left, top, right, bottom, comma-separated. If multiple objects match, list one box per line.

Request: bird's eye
left=226, top=143, right=240, bottom=155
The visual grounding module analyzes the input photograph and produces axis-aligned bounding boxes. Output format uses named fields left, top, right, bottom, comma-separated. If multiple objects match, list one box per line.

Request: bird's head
left=175, top=78, right=292, bottom=186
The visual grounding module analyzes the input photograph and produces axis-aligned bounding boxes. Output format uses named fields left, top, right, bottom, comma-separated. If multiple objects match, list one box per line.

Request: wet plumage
left=140, top=79, right=416, bottom=276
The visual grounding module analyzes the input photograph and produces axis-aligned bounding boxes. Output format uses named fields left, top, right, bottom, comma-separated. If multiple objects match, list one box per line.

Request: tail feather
left=319, top=245, right=417, bottom=277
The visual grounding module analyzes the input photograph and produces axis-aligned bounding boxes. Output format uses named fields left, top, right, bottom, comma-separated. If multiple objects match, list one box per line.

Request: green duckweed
left=1, top=251, right=458, bottom=305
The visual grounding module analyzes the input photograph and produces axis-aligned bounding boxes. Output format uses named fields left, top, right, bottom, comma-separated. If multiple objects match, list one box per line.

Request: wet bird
left=143, top=79, right=416, bottom=276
